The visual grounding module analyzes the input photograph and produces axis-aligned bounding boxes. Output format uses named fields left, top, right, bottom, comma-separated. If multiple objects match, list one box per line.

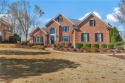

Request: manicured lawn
left=0, top=47, right=125, bottom=83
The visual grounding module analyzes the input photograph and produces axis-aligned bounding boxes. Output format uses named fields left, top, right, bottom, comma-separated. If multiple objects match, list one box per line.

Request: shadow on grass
left=109, top=55, right=125, bottom=60
left=0, top=50, right=50, bottom=55
left=0, top=57, right=80, bottom=82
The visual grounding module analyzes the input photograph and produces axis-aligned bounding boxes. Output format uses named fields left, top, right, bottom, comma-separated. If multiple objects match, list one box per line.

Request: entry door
left=51, top=36, right=55, bottom=44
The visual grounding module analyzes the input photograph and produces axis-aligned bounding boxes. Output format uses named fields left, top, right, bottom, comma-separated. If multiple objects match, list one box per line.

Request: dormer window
left=58, top=16, right=63, bottom=22
left=90, top=19, right=95, bottom=26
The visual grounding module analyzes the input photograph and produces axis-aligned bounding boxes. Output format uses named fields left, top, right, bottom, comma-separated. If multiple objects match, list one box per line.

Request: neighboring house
left=29, top=13, right=110, bottom=47
left=0, top=19, right=13, bottom=42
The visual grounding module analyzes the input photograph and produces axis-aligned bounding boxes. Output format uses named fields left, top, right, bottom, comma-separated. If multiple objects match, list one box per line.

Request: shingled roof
left=69, top=19, right=81, bottom=26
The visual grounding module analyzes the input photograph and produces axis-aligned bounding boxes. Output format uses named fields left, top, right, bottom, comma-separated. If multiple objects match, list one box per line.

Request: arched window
left=50, top=28, right=55, bottom=34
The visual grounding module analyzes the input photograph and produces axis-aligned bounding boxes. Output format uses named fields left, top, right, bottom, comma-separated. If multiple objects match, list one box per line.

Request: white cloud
left=106, top=14, right=118, bottom=23
left=78, top=11, right=102, bottom=21
left=105, top=7, right=120, bottom=23
left=93, top=11, right=102, bottom=19
left=79, top=12, right=90, bottom=21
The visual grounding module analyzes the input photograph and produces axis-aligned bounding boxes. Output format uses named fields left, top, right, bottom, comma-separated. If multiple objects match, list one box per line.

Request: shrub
left=21, top=41, right=29, bottom=46
left=75, top=42, right=83, bottom=49
left=80, top=47, right=89, bottom=50
left=9, top=34, right=21, bottom=43
left=92, top=44, right=99, bottom=48
left=66, top=42, right=72, bottom=47
left=115, top=41, right=125, bottom=46
left=116, top=46, right=124, bottom=50
left=108, top=44, right=114, bottom=49
left=59, top=42, right=65, bottom=47
left=84, top=44, right=91, bottom=48
left=31, top=45, right=45, bottom=50
left=101, top=44, right=107, bottom=48
left=29, top=43, right=44, bottom=47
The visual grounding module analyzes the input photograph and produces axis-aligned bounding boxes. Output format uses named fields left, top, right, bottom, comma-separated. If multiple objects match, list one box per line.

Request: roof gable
left=77, top=13, right=110, bottom=28
left=30, top=27, right=47, bottom=35
left=54, top=13, right=75, bottom=25
left=45, top=19, right=60, bottom=27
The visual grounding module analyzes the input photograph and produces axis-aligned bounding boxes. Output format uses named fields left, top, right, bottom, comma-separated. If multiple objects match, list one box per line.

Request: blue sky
left=10, top=0, right=121, bottom=26
left=27, top=0, right=122, bottom=28
left=9, top=0, right=125, bottom=39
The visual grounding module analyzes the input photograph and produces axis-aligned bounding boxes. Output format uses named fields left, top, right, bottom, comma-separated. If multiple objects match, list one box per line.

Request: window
left=81, top=33, right=89, bottom=42
left=33, top=36, right=43, bottom=43
left=58, top=16, right=63, bottom=22
left=62, top=26, right=70, bottom=32
left=62, top=36, right=70, bottom=42
left=95, top=33, right=103, bottom=42
left=90, top=20, right=95, bottom=26
left=50, top=28, right=55, bottom=34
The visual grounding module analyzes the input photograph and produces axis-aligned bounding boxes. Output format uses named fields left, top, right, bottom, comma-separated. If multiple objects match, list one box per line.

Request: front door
left=50, top=36, right=55, bottom=44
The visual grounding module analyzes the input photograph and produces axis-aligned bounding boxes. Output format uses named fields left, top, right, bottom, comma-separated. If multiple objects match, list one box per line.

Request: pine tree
left=110, top=27, right=122, bottom=43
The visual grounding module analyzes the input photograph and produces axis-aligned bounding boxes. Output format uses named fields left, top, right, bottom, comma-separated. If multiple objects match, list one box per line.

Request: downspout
left=74, top=29, right=76, bottom=48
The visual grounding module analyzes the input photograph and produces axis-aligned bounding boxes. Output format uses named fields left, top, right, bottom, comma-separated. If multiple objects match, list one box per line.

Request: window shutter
left=34, top=36, right=36, bottom=43
left=33, top=36, right=34, bottom=43
left=40, top=37, right=42, bottom=43
left=81, top=33, right=83, bottom=41
left=62, top=37, right=63, bottom=41
left=95, top=33, right=97, bottom=42
left=68, top=26, right=70, bottom=32
left=62, top=27, right=63, bottom=32
left=94, top=20, right=96, bottom=26
left=69, top=36, right=70, bottom=42
left=101, top=33, right=103, bottom=42
left=87, top=33, right=89, bottom=42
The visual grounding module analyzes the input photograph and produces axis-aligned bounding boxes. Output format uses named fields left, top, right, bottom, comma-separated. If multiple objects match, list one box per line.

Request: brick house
left=29, top=13, right=110, bottom=47
left=0, top=19, right=13, bottom=42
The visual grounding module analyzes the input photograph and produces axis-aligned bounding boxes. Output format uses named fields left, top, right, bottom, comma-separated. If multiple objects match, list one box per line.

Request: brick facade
left=29, top=13, right=110, bottom=47
left=0, top=19, right=13, bottom=42
left=75, top=14, right=110, bottom=47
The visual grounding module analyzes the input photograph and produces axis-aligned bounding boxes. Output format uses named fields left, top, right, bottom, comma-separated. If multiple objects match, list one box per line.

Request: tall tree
left=110, top=27, right=122, bottom=43
left=0, top=0, right=8, bottom=14
left=8, top=0, right=44, bottom=42
left=115, top=0, right=125, bottom=25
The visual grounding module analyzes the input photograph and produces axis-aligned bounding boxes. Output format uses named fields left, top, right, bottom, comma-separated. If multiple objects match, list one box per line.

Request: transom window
left=95, top=33, right=103, bottom=42
left=62, top=26, right=70, bottom=32
left=50, top=28, right=55, bottom=34
left=58, top=16, right=63, bottom=22
left=81, top=33, right=89, bottom=42
left=90, top=20, right=95, bottom=26
left=62, top=36, right=70, bottom=42
left=33, top=36, right=43, bottom=43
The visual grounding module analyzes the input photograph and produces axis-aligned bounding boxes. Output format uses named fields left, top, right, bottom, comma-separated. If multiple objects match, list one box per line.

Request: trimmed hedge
left=75, top=42, right=83, bottom=49
left=84, top=44, right=91, bottom=48
left=92, top=44, right=99, bottom=48
left=108, top=44, right=114, bottom=49
left=59, top=42, right=72, bottom=47
left=66, top=42, right=72, bottom=47
left=101, top=44, right=107, bottom=48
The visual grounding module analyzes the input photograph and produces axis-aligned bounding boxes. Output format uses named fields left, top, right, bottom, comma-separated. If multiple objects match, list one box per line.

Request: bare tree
left=115, top=0, right=125, bottom=39
left=115, top=0, right=125, bottom=25
left=8, top=0, right=44, bottom=42
left=0, top=0, right=8, bottom=14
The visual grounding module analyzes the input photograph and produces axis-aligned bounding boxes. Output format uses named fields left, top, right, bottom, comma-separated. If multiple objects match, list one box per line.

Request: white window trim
left=49, top=27, right=56, bottom=44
